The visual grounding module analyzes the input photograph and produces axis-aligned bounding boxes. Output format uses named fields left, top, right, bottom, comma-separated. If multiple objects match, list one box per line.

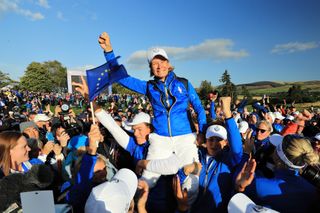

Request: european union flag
left=86, top=57, right=128, bottom=101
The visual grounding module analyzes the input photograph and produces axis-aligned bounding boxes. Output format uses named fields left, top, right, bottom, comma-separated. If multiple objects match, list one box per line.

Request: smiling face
left=150, top=56, right=170, bottom=81
left=206, top=136, right=228, bottom=156
left=10, top=136, right=30, bottom=166
left=132, top=123, right=151, bottom=144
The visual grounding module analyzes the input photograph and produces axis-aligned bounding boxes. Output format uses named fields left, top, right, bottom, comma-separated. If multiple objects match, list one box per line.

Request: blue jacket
left=192, top=117, right=243, bottom=213
left=126, top=136, right=149, bottom=166
left=244, top=168, right=320, bottom=213
left=66, top=153, right=97, bottom=212
left=104, top=51, right=206, bottom=136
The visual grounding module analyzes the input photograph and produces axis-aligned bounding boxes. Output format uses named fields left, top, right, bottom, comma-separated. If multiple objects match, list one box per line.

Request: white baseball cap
left=285, top=115, right=294, bottom=121
left=126, top=112, right=151, bottom=126
left=147, top=47, right=169, bottom=63
left=238, top=121, right=249, bottom=134
left=34, top=114, right=51, bottom=122
left=85, top=168, right=138, bottom=213
left=267, top=112, right=275, bottom=123
left=228, top=193, right=279, bottom=213
left=274, top=112, right=285, bottom=120
left=206, top=125, right=227, bottom=140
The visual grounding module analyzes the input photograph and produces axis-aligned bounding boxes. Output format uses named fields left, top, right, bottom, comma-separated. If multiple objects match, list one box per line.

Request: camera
left=301, top=164, right=320, bottom=189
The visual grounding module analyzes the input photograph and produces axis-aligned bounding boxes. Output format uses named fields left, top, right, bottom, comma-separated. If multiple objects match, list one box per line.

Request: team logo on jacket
left=177, top=86, right=183, bottom=94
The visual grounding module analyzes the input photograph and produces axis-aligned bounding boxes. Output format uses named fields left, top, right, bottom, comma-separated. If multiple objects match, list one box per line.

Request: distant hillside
left=235, top=80, right=320, bottom=95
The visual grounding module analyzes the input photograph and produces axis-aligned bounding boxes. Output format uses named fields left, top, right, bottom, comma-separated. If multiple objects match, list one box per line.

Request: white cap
left=269, top=134, right=306, bottom=169
left=238, top=121, right=249, bottom=134
left=228, top=193, right=279, bottom=213
left=314, top=133, right=320, bottom=141
left=274, top=112, right=285, bottom=120
left=269, top=134, right=283, bottom=147
left=34, top=114, right=51, bottom=122
left=85, top=168, right=138, bottom=213
left=147, top=48, right=169, bottom=63
left=285, top=115, right=294, bottom=121
left=206, top=125, right=227, bottom=140
left=293, top=111, right=300, bottom=116
left=126, top=112, right=151, bottom=126
left=267, top=112, right=275, bottom=123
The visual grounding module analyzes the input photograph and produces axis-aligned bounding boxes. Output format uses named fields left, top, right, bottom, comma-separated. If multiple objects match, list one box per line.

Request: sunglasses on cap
left=256, top=128, right=268, bottom=133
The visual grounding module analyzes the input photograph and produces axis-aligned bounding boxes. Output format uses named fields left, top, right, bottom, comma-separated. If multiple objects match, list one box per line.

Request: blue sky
left=0, top=0, right=319, bottom=87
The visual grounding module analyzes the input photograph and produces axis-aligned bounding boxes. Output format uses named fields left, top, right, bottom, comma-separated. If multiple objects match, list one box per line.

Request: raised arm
left=99, top=32, right=147, bottom=95
left=95, top=109, right=130, bottom=150
left=72, top=74, right=131, bottom=150
left=220, top=97, right=243, bottom=165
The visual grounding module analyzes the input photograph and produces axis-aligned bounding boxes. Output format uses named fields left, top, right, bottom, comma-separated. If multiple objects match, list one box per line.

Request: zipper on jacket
left=166, top=80, right=177, bottom=137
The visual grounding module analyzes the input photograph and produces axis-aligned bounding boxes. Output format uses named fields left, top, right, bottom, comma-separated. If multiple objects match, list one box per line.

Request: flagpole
left=90, top=101, right=96, bottom=125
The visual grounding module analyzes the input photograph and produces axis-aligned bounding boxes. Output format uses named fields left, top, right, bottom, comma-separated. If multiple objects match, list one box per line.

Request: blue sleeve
left=225, top=117, right=243, bottom=166
left=232, top=153, right=250, bottom=192
left=104, top=51, right=147, bottom=95
left=237, top=99, right=247, bottom=114
left=210, top=101, right=216, bottom=120
left=125, top=137, right=137, bottom=156
left=66, top=154, right=97, bottom=206
left=118, top=76, right=148, bottom=95
left=188, top=82, right=207, bottom=133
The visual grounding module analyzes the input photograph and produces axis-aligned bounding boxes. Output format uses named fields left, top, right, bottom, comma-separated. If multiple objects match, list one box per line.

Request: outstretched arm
left=99, top=32, right=148, bottom=95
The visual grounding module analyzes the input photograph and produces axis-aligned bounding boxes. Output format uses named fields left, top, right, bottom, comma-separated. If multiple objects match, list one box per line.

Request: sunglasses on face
left=256, top=128, right=268, bottom=133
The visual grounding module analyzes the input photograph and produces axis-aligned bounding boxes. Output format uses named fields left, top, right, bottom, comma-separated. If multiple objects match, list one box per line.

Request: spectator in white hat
left=78, top=32, right=207, bottom=206
left=85, top=168, right=138, bottom=213
left=235, top=134, right=320, bottom=212
left=191, top=97, right=243, bottom=213
left=273, top=111, right=285, bottom=134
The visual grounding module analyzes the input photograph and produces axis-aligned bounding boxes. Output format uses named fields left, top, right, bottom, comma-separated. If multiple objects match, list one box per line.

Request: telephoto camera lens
left=301, top=165, right=320, bottom=189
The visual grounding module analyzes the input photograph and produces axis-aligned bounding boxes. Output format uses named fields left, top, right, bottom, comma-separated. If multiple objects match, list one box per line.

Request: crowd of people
left=1, top=32, right=320, bottom=213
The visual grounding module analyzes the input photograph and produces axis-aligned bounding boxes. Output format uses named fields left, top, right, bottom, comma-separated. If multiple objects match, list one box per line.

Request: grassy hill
left=236, top=80, right=320, bottom=95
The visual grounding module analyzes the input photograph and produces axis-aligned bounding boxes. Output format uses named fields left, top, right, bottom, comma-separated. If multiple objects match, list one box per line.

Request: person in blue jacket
left=191, top=97, right=243, bottom=213
left=66, top=124, right=109, bottom=213
left=238, top=134, right=320, bottom=213
left=73, top=77, right=196, bottom=212
left=98, top=32, right=206, bottom=190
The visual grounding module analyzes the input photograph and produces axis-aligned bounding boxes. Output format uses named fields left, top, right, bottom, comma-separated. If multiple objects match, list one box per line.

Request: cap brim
left=269, top=134, right=283, bottom=147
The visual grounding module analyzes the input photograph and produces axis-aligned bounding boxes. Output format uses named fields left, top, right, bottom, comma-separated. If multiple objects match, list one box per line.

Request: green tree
left=240, top=85, right=252, bottom=100
left=287, top=84, right=303, bottom=103
left=20, top=62, right=53, bottom=92
left=219, top=70, right=237, bottom=101
left=197, top=80, right=215, bottom=100
left=112, top=83, right=137, bottom=95
left=43, top=61, right=67, bottom=90
left=0, top=70, right=14, bottom=88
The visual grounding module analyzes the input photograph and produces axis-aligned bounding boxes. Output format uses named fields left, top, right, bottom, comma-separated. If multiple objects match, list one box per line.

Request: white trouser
left=142, top=132, right=199, bottom=188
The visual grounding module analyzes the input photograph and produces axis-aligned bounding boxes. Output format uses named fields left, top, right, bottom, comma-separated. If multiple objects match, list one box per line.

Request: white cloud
left=127, top=39, right=249, bottom=70
left=0, top=0, right=44, bottom=20
left=37, top=0, right=50, bottom=9
left=271, top=41, right=319, bottom=54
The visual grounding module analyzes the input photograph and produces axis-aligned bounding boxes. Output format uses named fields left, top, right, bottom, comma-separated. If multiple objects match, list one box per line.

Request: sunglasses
left=256, top=128, right=268, bottom=133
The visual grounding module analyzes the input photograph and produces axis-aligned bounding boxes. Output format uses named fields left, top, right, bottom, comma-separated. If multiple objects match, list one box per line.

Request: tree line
left=1, top=61, right=319, bottom=103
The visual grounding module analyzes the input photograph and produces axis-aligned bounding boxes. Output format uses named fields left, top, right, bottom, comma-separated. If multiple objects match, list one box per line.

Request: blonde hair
left=274, top=135, right=319, bottom=169
left=257, top=120, right=273, bottom=132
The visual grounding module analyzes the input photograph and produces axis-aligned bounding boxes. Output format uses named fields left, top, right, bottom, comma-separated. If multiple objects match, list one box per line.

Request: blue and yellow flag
left=86, top=57, right=128, bottom=101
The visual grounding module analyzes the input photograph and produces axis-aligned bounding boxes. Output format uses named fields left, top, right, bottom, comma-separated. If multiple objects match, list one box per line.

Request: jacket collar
left=154, top=71, right=176, bottom=85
